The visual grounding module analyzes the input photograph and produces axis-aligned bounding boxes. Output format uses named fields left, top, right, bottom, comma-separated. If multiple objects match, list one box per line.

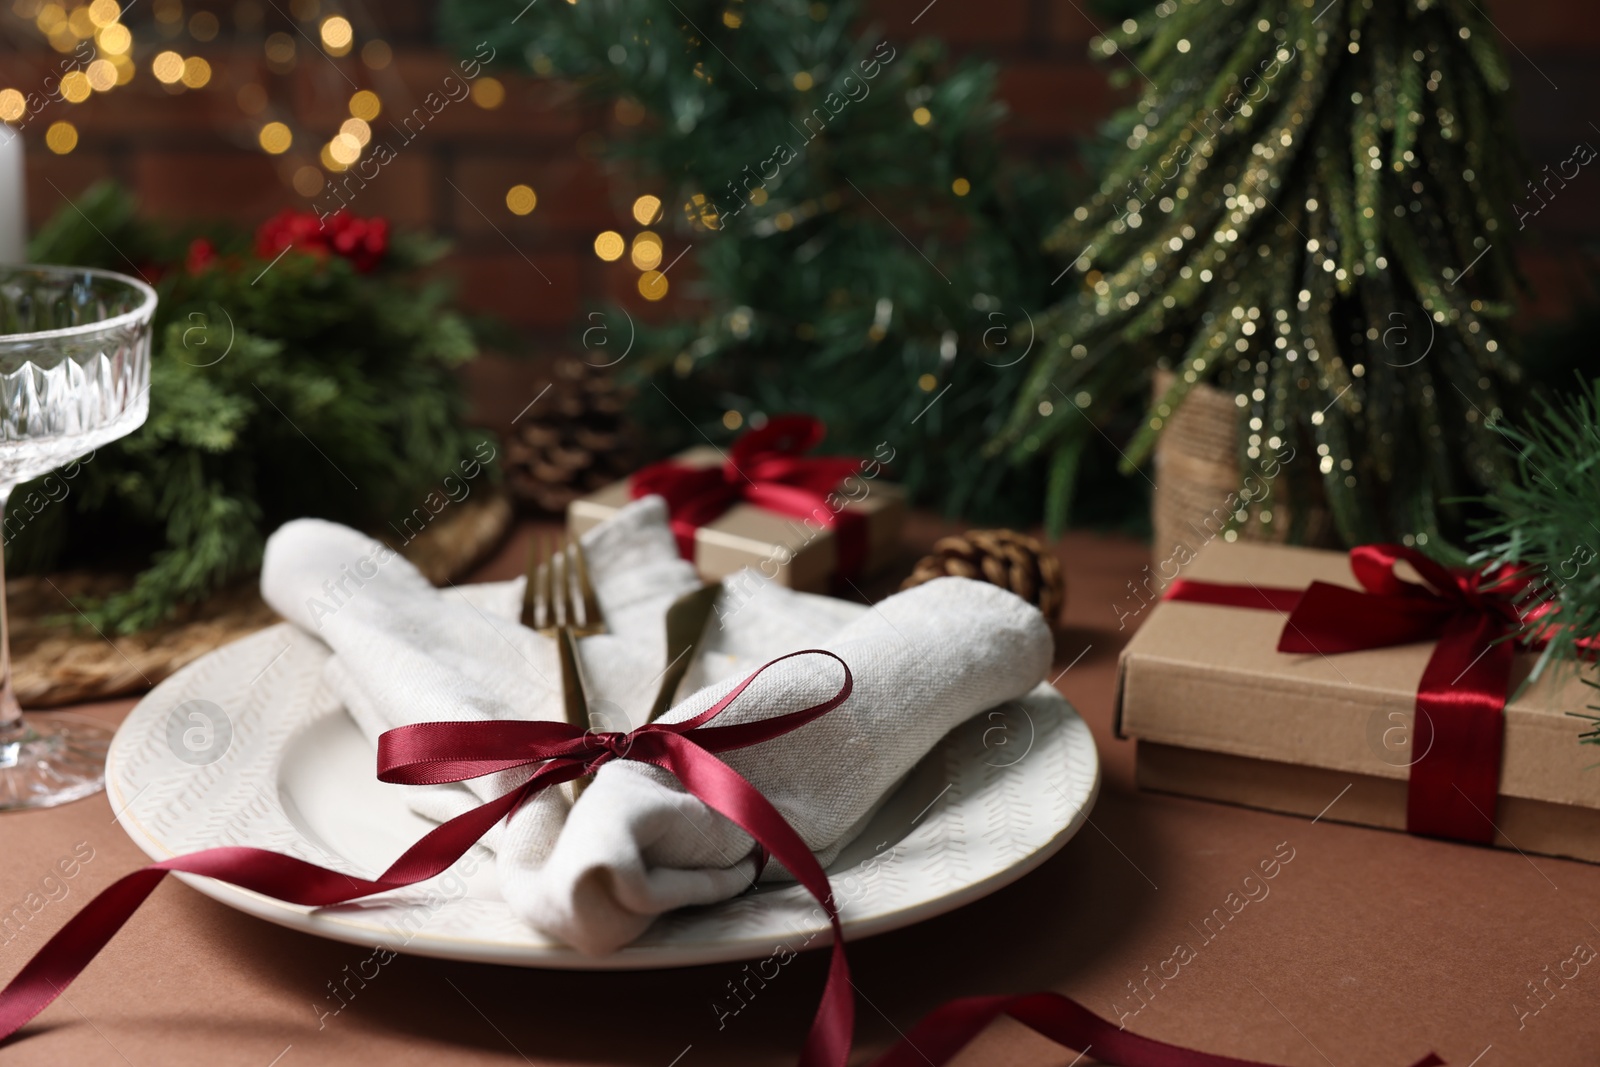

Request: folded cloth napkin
left=261, top=497, right=1051, bottom=958
left=259, top=496, right=704, bottom=876
left=514, top=576, right=1053, bottom=955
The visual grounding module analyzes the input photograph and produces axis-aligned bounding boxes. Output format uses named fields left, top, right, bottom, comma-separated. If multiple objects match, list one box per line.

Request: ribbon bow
left=1170, top=544, right=1532, bottom=843
left=0, top=651, right=859, bottom=1067
left=631, top=414, right=868, bottom=578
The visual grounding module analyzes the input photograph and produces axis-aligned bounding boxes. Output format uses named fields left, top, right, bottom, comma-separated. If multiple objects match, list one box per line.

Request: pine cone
left=502, top=357, right=637, bottom=513
left=901, top=529, right=1065, bottom=620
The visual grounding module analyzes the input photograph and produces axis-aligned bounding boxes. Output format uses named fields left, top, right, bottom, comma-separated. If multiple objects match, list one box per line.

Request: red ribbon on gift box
left=630, top=414, right=870, bottom=580
left=1164, top=543, right=1540, bottom=844
left=0, top=644, right=1445, bottom=1067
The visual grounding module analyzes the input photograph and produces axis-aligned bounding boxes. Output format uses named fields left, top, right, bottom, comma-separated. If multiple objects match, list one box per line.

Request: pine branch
left=438, top=0, right=1080, bottom=527
left=13, top=183, right=491, bottom=632
left=1471, top=376, right=1600, bottom=684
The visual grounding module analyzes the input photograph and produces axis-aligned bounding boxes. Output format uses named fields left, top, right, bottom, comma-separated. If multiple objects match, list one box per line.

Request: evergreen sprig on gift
left=439, top=0, right=1075, bottom=526
left=1000, top=0, right=1524, bottom=544
left=14, top=183, right=492, bottom=633
left=1471, top=376, right=1600, bottom=685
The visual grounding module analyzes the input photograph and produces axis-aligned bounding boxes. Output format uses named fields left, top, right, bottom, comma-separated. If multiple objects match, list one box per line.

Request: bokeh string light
left=470, top=76, right=504, bottom=109
left=593, top=231, right=625, bottom=261
left=5, top=0, right=608, bottom=307
left=319, top=15, right=353, bottom=55
left=44, top=119, right=77, bottom=153
left=630, top=231, right=662, bottom=270
left=631, top=194, right=660, bottom=225
left=348, top=89, right=380, bottom=121
left=258, top=121, right=293, bottom=155
left=505, top=184, right=537, bottom=216
left=1, top=0, right=407, bottom=200
left=583, top=194, right=676, bottom=300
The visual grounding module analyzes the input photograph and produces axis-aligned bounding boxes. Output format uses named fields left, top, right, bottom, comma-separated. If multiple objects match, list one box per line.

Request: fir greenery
left=1471, top=376, right=1600, bottom=685
left=14, top=183, right=492, bottom=632
left=441, top=0, right=1528, bottom=546
left=439, top=0, right=1075, bottom=527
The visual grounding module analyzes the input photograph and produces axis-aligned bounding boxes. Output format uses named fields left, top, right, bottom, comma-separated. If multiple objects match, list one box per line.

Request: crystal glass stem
left=0, top=490, right=19, bottom=736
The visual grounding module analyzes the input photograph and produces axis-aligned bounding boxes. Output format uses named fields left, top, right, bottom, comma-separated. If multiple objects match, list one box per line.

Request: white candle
left=0, top=124, right=25, bottom=264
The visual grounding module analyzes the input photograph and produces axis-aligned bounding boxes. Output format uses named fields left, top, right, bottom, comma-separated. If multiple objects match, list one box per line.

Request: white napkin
left=516, top=576, right=1053, bottom=955
left=260, top=498, right=1052, bottom=959
left=259, top=496, right=703, bottom=879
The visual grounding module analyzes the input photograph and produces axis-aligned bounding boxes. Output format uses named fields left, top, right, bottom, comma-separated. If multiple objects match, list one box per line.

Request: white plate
left=106, top=597, right=1099, bottom=969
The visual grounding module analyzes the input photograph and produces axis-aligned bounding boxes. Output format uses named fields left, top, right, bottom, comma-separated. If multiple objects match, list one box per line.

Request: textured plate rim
left=108, top=605, right=1100, bottom=970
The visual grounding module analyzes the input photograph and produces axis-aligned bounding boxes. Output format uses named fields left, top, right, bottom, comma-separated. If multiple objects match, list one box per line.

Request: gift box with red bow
left=567, top=416, right=906, bottom=593
left=1115, top=539, right=1600, bottom=864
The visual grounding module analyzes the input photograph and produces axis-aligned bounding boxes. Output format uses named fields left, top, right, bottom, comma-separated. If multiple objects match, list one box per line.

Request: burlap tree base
left=10, top=491, right=513, bottom=707
left=1150, top=371, right=1334, bottom=559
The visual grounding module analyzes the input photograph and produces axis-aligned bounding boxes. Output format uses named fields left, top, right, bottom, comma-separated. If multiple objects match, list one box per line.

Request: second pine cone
left=901, top=529, right=1065, bottom=621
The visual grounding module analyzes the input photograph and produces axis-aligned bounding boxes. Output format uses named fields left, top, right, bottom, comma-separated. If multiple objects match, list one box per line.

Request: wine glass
left=0, top=265, right=156, bottom=810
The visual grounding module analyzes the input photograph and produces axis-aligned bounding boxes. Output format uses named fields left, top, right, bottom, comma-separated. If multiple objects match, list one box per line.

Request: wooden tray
left=11, top=491, right=513, bottom=707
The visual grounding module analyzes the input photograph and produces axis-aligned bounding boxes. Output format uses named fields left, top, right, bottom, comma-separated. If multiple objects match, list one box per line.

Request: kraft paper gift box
left=568, top=445, right=906, bottom=593
left=1115, top=540, right=1600, bottom=864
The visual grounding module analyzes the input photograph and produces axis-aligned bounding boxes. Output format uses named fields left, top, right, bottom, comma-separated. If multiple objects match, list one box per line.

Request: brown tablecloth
left=2, top=516, right=1597, bottom=1066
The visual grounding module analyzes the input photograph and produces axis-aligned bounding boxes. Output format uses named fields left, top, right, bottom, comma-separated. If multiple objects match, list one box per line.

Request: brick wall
left=7, top=0, right=1598, bottom=392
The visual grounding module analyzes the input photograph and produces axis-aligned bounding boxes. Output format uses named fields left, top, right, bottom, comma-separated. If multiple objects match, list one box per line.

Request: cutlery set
left=520, top=533, right=721, bottom=766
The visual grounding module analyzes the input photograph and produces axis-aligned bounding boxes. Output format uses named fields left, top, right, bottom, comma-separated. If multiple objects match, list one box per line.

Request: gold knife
left=646, top=582, right=723, bottom=723
left=556, top=625, right=593, bottom=797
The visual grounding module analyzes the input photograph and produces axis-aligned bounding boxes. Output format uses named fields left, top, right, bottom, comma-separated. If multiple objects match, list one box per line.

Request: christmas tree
left=439, top=0, right=1072, bottom=526
left=1004, top=0, right=1524, bottom=546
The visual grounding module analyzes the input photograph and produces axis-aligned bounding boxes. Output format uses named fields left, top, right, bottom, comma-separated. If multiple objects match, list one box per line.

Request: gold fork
left=520, top=530, right=607, bottom=636
left=521, top=531, right=608, bottom=730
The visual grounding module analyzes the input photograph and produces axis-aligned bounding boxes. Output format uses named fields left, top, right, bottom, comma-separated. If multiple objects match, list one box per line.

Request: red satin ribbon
left=630, top=414, right=869, bottom=580
left=1163, top=578, right=1304, bottom=614
left=870, top=992, right=1445, bottom=1067
left=0, top=643, right=1447, bottom=1067
left=1164, top=544, right=1528, bottom=844
left=0, top=650, right=857, bottom=1065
